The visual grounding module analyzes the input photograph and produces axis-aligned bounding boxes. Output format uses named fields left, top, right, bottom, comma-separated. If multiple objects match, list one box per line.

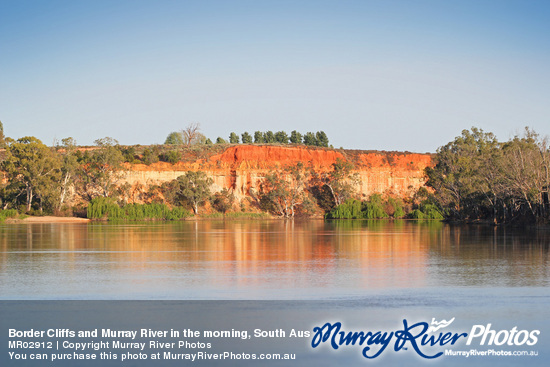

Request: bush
left=165, top=207, right=192, bottom=220
left=362, top=194, right=388, bottom=219
left=408, top=209, right=425, bottom=219
left=407, top=203, right=443, bottom=220
left=87, top=198, right=191, bottom=221
left=121, top=146, right=139, bottom=163
left=0, top=209, right=18, bottom=222
left=385, top=197, right=405, bottom=218
left=420, top=203, right=444, bottom=219
left=142, top=147, right=160, bottom=165
left=211, top=189, right=235, bottom=213
left=326, top=195, right=406, bottom=219
left=87, top=197, right=121, bottom=219
left=326, top=199, right=363, bottom=219
left=160, top=150, right=180, bottom=164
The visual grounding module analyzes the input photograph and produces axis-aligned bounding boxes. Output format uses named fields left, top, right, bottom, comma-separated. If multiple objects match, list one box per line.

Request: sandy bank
left=6, top=216, right=91, bottom=224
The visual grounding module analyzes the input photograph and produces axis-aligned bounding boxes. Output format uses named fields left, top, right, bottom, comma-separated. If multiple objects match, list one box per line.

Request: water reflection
left=0, top=221, right=548, bottom=299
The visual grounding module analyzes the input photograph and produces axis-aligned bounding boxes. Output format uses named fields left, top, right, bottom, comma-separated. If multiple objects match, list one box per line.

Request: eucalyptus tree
left=2, top=136, right=61, bottom=212
left=303, top=132, right=317, bottom=146
left=316, top=131, right=329, bottom=147
left=322, top=159, right=358, bottom=207
left=289, top=130, right=302, bottom=144
left=212, top=188, right=235, bottom=214
left=254, top=131, right=265, bottom=143
left=265, top=131, right=276, bottom=143
left=81, top=137, right=125, bottom=199
left=174, top=171, right=213, bottom=214
left=499, top=128, right=550, bottom=219
left=275, top=131, right=289, bottom=144
left=241, top=132, right=253, bottom=144
left=259, top=163, right=309, bottom=218
left=426, top=127, right=500, bottom=220
left=229, top=132, right=240, bottom=144
left=182, top=123, right=202, bottom=146
left=426, top=126, right=550, bottom=222
left=58, top=137, right=80, bottom=209
left=165, top=131, right=184, bottom=145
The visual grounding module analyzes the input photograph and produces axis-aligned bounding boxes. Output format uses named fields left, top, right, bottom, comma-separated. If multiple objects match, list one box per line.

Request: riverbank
left=5, top=216, right=92, bottom=224
left=2, top=212, right=273, bottom=224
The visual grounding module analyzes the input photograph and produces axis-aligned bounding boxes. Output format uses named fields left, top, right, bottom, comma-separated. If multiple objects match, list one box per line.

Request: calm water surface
left=0, top=220, right=548, bottom=299
left=2, top=220, right=550, bottom=366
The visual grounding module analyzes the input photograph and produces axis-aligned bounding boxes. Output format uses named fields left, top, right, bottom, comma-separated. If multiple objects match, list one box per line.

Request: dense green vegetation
left=87, top=198, right=191, bottom=221
left=426, top=127, right=550, bottom=224
left=160, top=171, right=213, bottom=215
left=0, top=209, right=18, bottom=223
left=163, top=123, right=331, bottom=148
left=246, top=130, right=330, bottom=147
left=325, top=195, right=412, bottom=219
left=323, top=126, right=550, bottom=224
left=1, top=121, right=548, bottom=224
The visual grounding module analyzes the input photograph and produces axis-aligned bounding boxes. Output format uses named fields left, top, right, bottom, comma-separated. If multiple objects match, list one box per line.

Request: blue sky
left=1, top=0, right=549, bottom=152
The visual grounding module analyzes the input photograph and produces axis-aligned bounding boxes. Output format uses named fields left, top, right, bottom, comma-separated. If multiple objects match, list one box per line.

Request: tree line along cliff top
left=38, top=143, right=433, bottom=170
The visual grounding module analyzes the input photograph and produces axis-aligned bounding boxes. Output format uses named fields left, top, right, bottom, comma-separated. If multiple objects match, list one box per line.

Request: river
left=1, top=220, right=549, bottom=366
left=0, top=220, right=548, bottom=299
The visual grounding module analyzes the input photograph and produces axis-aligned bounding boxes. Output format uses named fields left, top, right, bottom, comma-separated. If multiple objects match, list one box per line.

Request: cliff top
left=124, top=144, right=433, bottom=171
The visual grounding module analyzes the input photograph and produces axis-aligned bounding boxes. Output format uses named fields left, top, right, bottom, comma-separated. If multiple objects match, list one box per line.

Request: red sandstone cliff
left=123, top=145, right=432, bottom=201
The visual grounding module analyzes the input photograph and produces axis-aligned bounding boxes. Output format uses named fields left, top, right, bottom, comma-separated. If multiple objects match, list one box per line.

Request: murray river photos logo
left=311, top=318, right=540, bottom=359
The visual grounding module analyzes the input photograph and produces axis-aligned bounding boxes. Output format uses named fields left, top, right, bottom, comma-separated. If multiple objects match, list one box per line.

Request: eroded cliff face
left=122, top=145, right=432, bottom=201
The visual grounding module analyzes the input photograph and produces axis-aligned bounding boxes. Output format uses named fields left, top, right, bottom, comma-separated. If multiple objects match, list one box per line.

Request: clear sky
left=1, top=0, right=549, bottom=152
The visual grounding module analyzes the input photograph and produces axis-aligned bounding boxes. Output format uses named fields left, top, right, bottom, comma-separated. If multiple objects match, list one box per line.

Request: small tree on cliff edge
left=254, top=131, right=265, bottom=143
left=265, top=131, right=276, bottom=143
left=182, top=123, right=202, bottom=146
left=241, top=132, right=253, bottom=144
left=229, top=132, right=240, bottom=144
left=165, top=131, right=184, bottom=145
left=316, top=131, right=329, bottom=147
left=275, top=131, right=288, bottom=144
left=303, top=132, right=317, bottom=146
left=290, top=130, right=302, bottom=144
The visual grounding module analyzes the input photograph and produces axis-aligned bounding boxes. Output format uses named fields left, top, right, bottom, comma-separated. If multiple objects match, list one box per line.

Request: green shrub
left=385, top=197, right=405, bottom=218
left=408, top=209, right=425, bottom=219
left=164, top=207, right=190, bottom=220
left=362, top=194, right=388, bottom=219
left=160, top=150, right=180, bottom=164
left=87, top=198, right=191, bottom=221
left=0, top=209, right=18, bottom=222
left=326, top=198, right=363, bottom=219
left=420, top=203, right=444, bottom=220
left=0, top=209, right=18, bottom=218
left=87, top=197, right=121, bottom=219
left=407, top=203, right=443, bottom=220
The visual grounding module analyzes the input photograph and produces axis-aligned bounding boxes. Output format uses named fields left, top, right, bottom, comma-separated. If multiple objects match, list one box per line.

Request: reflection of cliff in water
left=0, top=221, right=548, bottom=299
